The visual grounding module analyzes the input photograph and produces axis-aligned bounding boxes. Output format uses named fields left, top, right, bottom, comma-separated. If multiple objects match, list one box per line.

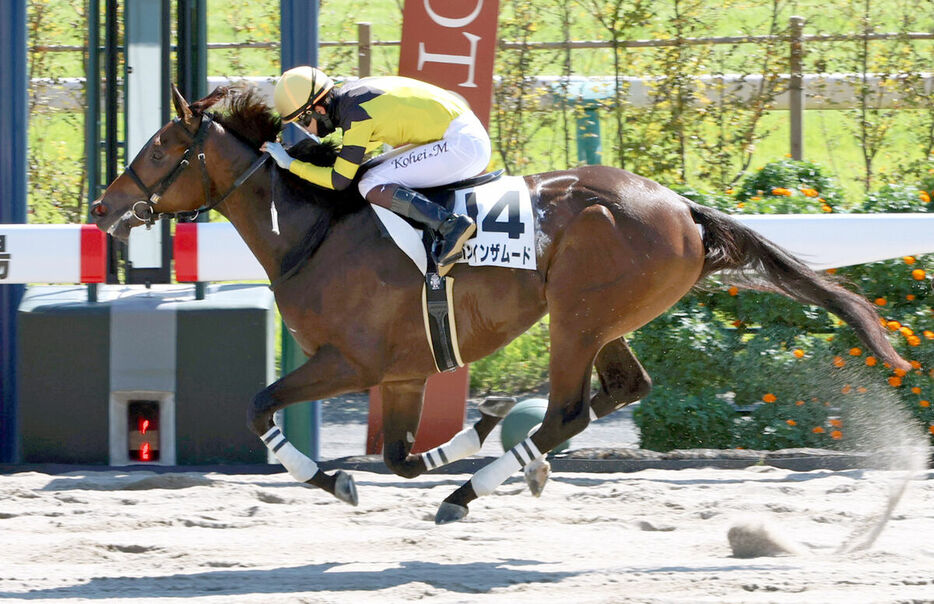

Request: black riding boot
left=390, top=187, right=476, bottom=273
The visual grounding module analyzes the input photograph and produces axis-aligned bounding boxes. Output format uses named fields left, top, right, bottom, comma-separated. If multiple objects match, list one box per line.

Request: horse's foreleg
left=248, top=344, right=366, bottom=505
left=417, top=397, right=514, bottom=473
left=382, top=385, right=514, bottom=478
left=379, top=379, right=429, bottom=479
left=589, top=337, right=652, bottom=420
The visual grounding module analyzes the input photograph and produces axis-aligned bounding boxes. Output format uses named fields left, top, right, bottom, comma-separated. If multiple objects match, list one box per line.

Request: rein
left=123, top=114, right=269, bottom=226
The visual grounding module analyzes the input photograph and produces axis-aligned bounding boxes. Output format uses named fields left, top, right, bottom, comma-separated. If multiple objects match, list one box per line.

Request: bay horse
left=91, top=85, right=911, bottom=524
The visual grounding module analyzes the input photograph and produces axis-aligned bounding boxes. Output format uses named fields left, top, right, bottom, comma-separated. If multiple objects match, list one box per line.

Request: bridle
left=123, top=114, right=269, bottom=226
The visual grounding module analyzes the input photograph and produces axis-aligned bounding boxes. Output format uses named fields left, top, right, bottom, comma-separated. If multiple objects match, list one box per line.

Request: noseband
left=123, top=114, right=269, bottom=225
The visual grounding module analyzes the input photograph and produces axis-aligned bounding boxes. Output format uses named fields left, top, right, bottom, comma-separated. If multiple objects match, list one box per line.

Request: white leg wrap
left=470, top=438, right=541, bottom=497
left=421, top=427, right=482, bottom=471
left=262, top=426, right=319, bottom=483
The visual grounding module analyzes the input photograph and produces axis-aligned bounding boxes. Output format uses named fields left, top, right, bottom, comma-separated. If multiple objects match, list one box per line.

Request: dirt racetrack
left=1, top=464, right=932, bottom=603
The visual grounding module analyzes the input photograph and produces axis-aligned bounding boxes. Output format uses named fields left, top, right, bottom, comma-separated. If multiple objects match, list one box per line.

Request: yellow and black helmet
left=273, top=66, right=334, bottom=123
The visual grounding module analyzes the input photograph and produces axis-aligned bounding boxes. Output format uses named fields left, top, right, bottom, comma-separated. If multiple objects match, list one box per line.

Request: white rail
left=2, top=214, right=931, bottom=284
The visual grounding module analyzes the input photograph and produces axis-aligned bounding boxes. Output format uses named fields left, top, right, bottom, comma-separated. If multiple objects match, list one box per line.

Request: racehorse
left=91, top=85, right=911, bottom=524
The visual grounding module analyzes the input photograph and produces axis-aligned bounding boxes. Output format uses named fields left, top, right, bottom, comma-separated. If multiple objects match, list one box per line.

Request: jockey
left=263, top=66, right=491, bottom=273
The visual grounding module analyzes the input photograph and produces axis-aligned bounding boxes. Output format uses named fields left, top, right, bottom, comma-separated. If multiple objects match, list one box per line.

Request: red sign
left=399, top=0, right=500, bottom=127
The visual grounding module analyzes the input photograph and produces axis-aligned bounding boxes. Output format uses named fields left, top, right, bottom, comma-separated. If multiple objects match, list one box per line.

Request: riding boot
left=390, top=187, right=476, bottom=273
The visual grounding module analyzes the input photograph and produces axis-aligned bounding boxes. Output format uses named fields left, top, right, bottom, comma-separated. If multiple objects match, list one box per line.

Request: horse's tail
left=686, top=201, right=911, bottom=371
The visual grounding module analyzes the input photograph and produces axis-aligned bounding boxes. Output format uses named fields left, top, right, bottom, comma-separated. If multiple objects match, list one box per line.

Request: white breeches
left=357, top=111, right=492, bottom=198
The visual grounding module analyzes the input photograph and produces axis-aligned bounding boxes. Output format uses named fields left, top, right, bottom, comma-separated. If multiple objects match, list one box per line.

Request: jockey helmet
left=274, top=66, right=334, bottom=123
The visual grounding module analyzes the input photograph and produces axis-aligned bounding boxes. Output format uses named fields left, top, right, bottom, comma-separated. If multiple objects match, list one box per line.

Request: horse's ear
left=171, top=83, right=194, bottom=126
left=189, top=86, right=230, bottom=115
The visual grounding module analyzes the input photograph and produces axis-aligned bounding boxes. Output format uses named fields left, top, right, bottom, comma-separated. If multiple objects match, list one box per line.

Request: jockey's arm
left=289, top=119, right=375, bottom=191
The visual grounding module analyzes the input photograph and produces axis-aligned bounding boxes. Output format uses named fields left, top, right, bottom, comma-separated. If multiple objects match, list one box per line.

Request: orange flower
left=907, top=294, right=916, bottom=301
left=728, top=286, right=739, bottom=296
left=875, top=297, right=887, bottom=306
left=800, top=187, right=819, bottom=197
left=736, top=202, right=745, bottom=209
left=920, top=191, right=931, bottom=203
left=826, top=268, right=838, bottom=275
left=831, top=430, right=843, bottom=440
left=920, top=400, right=931, bottom=408
left=888, top=376, right=903, bottom=387
left=911, top=269, right=926, bottom=280
left=786, top=419, right=797, bottom=426
left=886, top=320, right=901, bottom=331
left=894, top=367, right=907, bottom=377
left=833, top=356, right=846, bottom=368
left=762, top=393, right=777, bottom=403
left=903, top=256, right=916, bottom=265
left=910, top=360, right=922, bottom=370
left=857, top=387, right=868, bottom=394
left=793, top=349, right=805, bottom=358
left=912, top=386, right=922, bottom=394
left=849, top=347, right=862, bottom=356
left=900, top=326, right=915, bottom=337
left=841, top=385, right=852, bottom=394
left=926, top=330, right=934, bottom=340
left=908, top=336, right=921, bottom=347
left=812, top=426, right=825, bottom=434
left=731, top=320, right=743, bottom=328
left=829, top=419, right=842, bottom=427
left=795, top=400, right=806, bottom=406
left=865, top=356, right=878, bottom=367
left=821, top=204, right=833, bottom=213
left=771, top=187, right=793, bottom=196
left=929, top=425, right=934, bottom=435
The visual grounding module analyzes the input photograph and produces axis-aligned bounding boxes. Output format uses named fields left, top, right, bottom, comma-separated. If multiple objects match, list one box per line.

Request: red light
left=140, top=442, right=152, bottom=461
left=139, top=418, right=150, bottom=434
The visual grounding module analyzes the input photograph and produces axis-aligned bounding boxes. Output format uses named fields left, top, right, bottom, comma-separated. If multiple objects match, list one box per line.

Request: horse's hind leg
left=590, top=336, right=652, bottom=419
left=248, top=344, right=367, bottom=505
left=435, top=318, right=600, bottom=524
left=518, top=337, right=651, bottom=497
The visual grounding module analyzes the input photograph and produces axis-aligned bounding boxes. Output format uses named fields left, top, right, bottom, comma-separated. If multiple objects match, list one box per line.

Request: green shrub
left=633, top=388, right=736, bottom=451
left=858, top=183, right=933, bottom=213
left=734, top=158, right=845, bottom=213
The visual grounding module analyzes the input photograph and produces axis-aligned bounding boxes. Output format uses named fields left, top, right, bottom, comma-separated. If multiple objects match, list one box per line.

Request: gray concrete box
left=17, top=284, right=275, bottom=465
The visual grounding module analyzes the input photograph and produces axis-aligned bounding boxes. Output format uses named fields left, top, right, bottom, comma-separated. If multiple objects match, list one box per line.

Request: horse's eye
left=151, top=149, right=165, bottom=161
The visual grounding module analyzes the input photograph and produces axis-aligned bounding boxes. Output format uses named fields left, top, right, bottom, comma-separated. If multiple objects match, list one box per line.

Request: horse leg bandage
left=470, top=438, right=542, bottom=497
left=262, top=426, right=319, bottom=483
left=420, top=426, right=481, bottom=471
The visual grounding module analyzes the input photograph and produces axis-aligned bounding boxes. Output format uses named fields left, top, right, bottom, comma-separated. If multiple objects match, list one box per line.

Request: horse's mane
left=189, top=85, right=368, bottom=281
left=192, top=84, right=282, bottom=149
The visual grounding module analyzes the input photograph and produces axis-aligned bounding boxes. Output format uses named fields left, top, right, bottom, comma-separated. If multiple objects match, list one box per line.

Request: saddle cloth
left=371, top=172, right=537, bottom=275
left=370, top=172, right=537, bottom=372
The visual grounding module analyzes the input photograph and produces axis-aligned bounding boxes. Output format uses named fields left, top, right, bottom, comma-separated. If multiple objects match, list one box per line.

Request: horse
left=91, top=85, right=911, bottom=524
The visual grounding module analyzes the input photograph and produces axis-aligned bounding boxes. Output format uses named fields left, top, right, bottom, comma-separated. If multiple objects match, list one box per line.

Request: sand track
left=1, top=466, right=932, bottom=603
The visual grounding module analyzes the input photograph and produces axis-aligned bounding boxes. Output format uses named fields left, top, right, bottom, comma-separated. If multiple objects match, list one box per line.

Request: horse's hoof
left=434, top=502, right=469, bottom=525
left=478, top=396, right=518, bottom=418
left=334, top=470, right=358, bottom=506
left=524, top=457, right=551, bottom=498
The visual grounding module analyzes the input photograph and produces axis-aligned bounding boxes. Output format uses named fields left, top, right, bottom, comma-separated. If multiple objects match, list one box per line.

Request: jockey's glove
left=262, top=142, right=294, bottom=170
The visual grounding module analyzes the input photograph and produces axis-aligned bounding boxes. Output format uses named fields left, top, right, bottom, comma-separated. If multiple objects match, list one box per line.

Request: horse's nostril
left=91, top=202, right=107, bottom=217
